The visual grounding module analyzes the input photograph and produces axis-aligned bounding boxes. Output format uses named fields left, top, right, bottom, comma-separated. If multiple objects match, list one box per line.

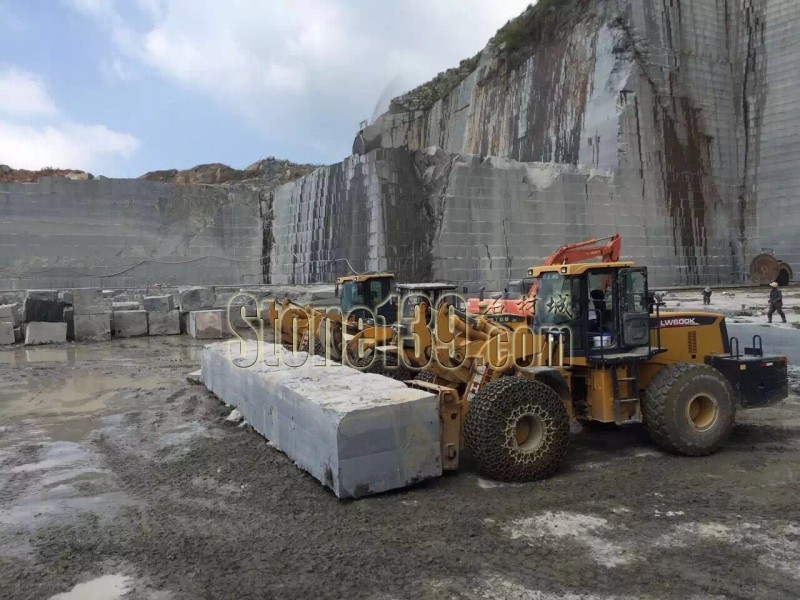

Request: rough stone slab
left=113, top=310, right=148, bottom=338
left=179, top=287, right=216, bottom=312
left=113, top=301, right=141, bottom=311
left=25, top=322, right=67, bottom=345
left=0, top=322, right=14, bottom=345
left=148, top=310, right=181, bottom=336
left=188, top=310, right=232, bottom=339
left=74, top=313, right=111, bottom=342
left=24, top=290, right=65, bottom=323
left=201, top=341, right=441, bottom=498
left=72, top=288, right=112, bottom=315
left=0, top=304, right=20, bottom=327
left=143, top=295, right=175, bottom=312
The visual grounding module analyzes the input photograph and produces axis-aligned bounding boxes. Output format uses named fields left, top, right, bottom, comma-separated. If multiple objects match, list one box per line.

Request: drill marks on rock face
left=498, top=511, right=800, bottom=579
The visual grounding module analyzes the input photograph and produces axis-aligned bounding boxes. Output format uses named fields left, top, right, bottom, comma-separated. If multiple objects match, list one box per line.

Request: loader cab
left=396, top=283, right=458, bottom=326
left=336, top=273, right=397, bottom=323
left=528, top=262, right=651, bottom=360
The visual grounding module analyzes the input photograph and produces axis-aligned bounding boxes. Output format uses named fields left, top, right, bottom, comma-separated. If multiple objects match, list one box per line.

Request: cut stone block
left=25, top=322, right=67, bottom=345
left=188, top=310, right=232, bottom=340
left=112, top=301, right=141, bottom=311
left=0, top=322, right=14, bottom=345
left=113, top=310, right=148, bottom=338
left=143, top=295, right=175, bottom=312
left=63, top=307, right=75, bottom=341
left=179, top=287, right=216, bottom=312
left=0, top=303, right=20, bottom=327
left=74, top=313, right=111, bottom=342
left=201, top=341, right=441, bottom=499
left=24, top=290, right=65, bottom=323
left=72, top=288, right=112, bottom=315
left=148, top=309, right=181, bottom=336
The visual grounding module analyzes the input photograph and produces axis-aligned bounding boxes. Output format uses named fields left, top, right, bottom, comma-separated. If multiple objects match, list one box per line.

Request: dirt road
left=1, top=337, right=799, bottom=599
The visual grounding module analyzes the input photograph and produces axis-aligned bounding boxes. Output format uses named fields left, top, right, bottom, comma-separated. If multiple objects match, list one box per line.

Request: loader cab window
left=533, top=273, right=581, bottom=327
left=341, top=278, right=392, bottom=312
left=340, top=281, right=364, bottom=312
left=587, top=269, right=615, bottom=334
left=401, top=293, right=433, bottom=321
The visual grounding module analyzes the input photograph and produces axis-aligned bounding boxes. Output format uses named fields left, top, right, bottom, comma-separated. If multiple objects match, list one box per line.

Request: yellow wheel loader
left=372, top=261, right=789, bottom=481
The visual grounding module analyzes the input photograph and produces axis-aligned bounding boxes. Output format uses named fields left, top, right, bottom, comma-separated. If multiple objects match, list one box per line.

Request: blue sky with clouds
left=0, top=0, right=532, bottom=177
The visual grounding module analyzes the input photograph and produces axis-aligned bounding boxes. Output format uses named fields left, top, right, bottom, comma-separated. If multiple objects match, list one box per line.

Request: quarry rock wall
left=270, top=0, right=797, bottom=288
left=1, top=0, right=797, bottom=291
left=0, top=178, right=264, bottom=290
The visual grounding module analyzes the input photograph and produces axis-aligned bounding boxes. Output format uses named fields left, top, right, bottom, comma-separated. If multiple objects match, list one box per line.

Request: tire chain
left=464, top=377, right=570, bottom=482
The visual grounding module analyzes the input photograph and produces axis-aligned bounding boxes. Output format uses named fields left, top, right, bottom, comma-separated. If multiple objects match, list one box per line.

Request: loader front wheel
left=464, top=377, right=570, bottom=482
left=643, top=363, right=735, bottom=456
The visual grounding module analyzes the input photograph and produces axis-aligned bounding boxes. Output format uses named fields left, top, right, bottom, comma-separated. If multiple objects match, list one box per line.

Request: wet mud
left=0, top=337, right=798, bottom=599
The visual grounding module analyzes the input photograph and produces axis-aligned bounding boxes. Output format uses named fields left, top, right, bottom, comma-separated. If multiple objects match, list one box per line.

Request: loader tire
left=643, top=363, right=735, bottom=456
left=414, top=370, right=436, bottom=383
left=317, top=318, right=342, bottom=361
left=354, top=353, right=412, bottom=382
left=464, top=377, right=570, bottom=482
left=298, top=334, right=325, bottom=357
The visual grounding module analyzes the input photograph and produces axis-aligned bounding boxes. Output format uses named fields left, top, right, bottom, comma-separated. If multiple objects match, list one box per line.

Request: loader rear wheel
left=464, top=377, right=569, bottom=482
left=643, top=363, right=735, bottom=456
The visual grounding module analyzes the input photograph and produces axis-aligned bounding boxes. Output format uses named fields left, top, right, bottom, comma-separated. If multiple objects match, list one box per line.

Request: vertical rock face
left=0, top=178, right=263, bottom=289
left=271, top=0, right=799, bottom=288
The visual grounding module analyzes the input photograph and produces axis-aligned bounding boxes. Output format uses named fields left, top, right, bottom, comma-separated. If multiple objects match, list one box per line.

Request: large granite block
left=0, top=303, right=20, bottom=327
left=24, top=290, right=65, bottom=323
left=188, top=310, right=232, bottom=339
left=179, top=287, right=216, bottom=312
left=148, top=309, right=181, bottom=336
left=25, top=322, right=67, bottom=345
left=201, top=342, right=441, bottom=498
left=74, top=313, right=111, bottom=342
left=113, top=310, right=148, bottom=338
left=143, top=295, right=175, bottom=312
left=72, top=288, right=112, bottom=315
left=0, top=322, right=14, bottom=345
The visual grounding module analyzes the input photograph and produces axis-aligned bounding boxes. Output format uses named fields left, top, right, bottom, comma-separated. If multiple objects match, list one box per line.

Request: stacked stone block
left=144, top=294, right=180, bottom=336
left=0, top=303, right=19, bottom=345
left=72, top=288, right=111, bottom=342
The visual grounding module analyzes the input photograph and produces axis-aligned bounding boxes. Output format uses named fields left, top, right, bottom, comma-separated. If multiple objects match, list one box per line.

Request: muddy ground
left=1, top=333, right=800, bottom=599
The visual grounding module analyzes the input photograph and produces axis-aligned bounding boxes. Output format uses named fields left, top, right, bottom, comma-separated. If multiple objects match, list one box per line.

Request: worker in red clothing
left=767, top=282, right=786, bottom=323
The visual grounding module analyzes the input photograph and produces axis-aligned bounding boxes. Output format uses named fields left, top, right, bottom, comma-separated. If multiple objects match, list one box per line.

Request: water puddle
left=50, top=574, right=132, bottom=600
left=0, top=372, right=164, bottom=420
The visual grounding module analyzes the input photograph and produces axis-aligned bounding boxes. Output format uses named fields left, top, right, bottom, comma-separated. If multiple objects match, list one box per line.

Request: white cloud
left=69, top=0, right=533, bottom=161
left=0, top=67, right=139, bottom=172
left=0, top=121, right=139, bottom=171
left=0, top=68, right=58, bottom=117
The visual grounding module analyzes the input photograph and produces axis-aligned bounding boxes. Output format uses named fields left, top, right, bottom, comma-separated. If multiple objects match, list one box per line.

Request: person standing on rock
left=767, top=282, right=786, bottom=324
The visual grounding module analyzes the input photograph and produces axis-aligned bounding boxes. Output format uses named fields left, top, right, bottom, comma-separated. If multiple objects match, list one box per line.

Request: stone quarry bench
left=200, top=341, right=441, bottom=499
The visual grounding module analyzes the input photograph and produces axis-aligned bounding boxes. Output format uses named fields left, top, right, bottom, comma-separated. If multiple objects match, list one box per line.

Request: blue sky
left=0, top=0, right=531, bottom=177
